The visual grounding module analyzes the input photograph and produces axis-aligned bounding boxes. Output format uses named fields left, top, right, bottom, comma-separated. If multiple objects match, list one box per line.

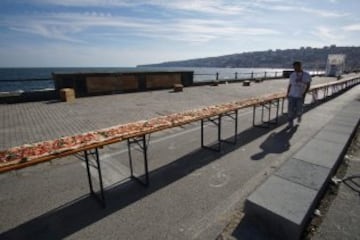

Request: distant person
left=286, top=61, right=311, bottom=128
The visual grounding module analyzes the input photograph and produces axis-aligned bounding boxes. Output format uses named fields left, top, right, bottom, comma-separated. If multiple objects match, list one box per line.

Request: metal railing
left=194, top=70, right=325, bottom=82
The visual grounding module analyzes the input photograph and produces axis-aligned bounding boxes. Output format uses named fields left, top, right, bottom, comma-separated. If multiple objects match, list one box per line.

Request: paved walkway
left=0, top=75, right=359, bottom=240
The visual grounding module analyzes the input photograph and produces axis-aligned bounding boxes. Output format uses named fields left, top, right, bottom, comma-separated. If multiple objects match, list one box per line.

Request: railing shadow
left=0, top=86, right=354, bottom=240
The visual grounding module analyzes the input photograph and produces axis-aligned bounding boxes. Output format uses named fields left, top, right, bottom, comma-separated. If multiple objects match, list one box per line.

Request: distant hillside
left=139, top=45, right=360, bottom=71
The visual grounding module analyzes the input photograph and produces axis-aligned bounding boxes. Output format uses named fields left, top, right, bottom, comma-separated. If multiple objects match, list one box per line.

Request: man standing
left=286, top=61, right=311, bottom=128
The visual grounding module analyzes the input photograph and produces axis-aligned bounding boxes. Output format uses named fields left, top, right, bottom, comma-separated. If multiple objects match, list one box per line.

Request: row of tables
left=1, top=76, right=359, bottom=207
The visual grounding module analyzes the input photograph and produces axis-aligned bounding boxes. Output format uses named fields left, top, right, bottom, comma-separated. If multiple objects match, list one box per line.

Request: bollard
left=243, top=80, right=250, bottom=86
left=173, top=84, right=183, bottom=92
left=60, top=88, right=75, bottom=102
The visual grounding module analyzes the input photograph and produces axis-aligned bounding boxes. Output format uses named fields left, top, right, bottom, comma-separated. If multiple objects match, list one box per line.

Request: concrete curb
left=244, top=101, right=360, bottom=240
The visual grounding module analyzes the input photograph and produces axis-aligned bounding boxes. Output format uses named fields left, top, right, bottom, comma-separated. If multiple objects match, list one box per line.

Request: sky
left=0, top=0, right=359, bottom=67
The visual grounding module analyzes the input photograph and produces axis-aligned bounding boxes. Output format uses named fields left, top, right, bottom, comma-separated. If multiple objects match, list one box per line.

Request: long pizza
left=0, top=94, right=283, bottom=170
left=1, top=78, right=355, bottom=172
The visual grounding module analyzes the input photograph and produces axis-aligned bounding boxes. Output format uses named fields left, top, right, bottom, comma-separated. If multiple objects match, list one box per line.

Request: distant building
left=325, top=54, right=346, bottom=77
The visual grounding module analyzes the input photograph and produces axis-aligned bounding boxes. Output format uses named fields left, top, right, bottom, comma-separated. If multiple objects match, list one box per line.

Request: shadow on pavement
left=251, top=125, right=298, bottom=160
left=342, top=175, right=360, bottom=194
left=231, top=215, right=278, bottom=240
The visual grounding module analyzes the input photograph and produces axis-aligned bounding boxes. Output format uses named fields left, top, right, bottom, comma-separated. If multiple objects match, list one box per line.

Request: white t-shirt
left=288, top=71, right=312, bottom=98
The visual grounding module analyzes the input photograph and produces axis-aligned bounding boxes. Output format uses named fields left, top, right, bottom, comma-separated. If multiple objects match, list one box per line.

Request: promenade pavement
left=0, top=74, right=359, bottom=240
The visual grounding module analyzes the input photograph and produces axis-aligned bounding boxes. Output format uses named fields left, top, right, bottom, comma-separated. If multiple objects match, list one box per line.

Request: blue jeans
left=287, top=96, right=304, bottom=125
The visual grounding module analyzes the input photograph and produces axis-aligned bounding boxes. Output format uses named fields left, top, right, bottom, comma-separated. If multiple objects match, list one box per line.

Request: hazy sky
left=1, top=0, right=359, bottom=67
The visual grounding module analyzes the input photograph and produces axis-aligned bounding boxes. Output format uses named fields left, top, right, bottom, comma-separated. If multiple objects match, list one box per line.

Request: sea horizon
left=0, top=66, right=306, bottom=93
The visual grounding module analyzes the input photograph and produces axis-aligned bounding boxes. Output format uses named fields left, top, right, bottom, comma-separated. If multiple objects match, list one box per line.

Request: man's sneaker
left=297, top=116, right=302, bottom=123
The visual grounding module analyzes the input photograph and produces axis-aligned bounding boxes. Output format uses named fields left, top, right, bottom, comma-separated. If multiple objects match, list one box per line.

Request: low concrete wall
left=0, top=90, right=57, bottom=104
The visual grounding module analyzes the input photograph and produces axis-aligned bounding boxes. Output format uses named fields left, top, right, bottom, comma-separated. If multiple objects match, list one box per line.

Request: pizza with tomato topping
left=0, top=89, right=294, bottom=171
